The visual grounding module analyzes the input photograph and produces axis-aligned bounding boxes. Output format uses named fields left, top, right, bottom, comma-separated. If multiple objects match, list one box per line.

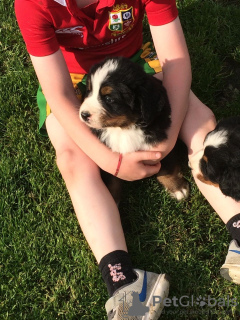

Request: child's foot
left=220, top=240, right=240, bottom=284
left=105, top=269, right=170, bottom=319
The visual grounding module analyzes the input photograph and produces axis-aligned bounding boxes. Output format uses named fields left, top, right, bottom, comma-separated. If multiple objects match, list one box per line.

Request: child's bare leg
left=46, top=113, right=127, bottom=263
left=180, top=91, right=240, bottom=223
left=46, top=113, right=170, bottom=300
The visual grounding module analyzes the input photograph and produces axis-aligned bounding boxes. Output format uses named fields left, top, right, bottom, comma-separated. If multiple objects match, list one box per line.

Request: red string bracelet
left=114, top=153, right=123, bottom=177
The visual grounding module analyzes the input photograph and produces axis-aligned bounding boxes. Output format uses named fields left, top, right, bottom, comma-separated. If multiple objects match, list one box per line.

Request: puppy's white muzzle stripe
left=90, top=59, right=118, bottom=100
left=204, top=129, right=228, bottom=148
left=80, top=59, right=119, bottom=128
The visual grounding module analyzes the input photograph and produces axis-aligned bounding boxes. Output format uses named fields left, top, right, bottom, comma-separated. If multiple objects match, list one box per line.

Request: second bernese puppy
left=79, top=57, right=189, bottom=202
left=190, top=116, right=240, bottom=201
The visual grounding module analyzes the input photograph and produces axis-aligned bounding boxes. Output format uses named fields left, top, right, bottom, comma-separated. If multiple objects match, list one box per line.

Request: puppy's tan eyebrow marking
left=101, top=86, right=113, bottom=95
left=203, top=155, right=208, bottom=162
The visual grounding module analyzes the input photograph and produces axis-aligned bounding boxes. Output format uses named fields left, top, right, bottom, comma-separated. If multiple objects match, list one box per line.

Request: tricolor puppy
left=190, top=116, right=240, bottom=201
left=80, top=57, right=189, bottom=201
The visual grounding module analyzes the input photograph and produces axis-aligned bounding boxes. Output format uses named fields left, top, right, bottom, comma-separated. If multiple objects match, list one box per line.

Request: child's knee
left=189, top=100, right=216, bottom=133
left=56, top=148, right=76, bottom=177
left=187, top=107, right=216, bottom=166
left=199, top=106, right=216, bottom=131
left=181, top=99, right=217, bottom=157
left=56, top=147, right=100, bottom=182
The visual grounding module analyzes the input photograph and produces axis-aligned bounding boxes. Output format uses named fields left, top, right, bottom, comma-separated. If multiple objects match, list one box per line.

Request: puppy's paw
left=170, top=183, right=189, bottom=201
left=157, top=174, right=189, bottom=201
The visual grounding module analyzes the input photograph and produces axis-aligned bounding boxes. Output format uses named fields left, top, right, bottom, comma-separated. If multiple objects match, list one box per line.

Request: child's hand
left=110, top=151, right=162, bottom=181
left=149, top=136, right=177, bottom=160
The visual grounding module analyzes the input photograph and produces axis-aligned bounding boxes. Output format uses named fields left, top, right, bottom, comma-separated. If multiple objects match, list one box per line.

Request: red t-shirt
left=15, top=0, right=178, bottom=73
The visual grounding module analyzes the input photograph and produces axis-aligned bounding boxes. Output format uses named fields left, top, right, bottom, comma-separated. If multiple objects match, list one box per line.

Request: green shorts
left=37, top=42, right=162, bottom=136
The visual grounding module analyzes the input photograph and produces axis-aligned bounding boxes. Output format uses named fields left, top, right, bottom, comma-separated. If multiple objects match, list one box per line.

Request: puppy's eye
left=104, top=95, right=114, bottom=104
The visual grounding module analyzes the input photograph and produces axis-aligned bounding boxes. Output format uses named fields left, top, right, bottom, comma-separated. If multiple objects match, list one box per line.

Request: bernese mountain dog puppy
left=79, top=57, right=189, bottom=202
left=190, top=116, right=240, bottom=201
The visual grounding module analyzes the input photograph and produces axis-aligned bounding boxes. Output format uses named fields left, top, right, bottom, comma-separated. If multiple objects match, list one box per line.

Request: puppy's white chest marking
left=100, top=126, right=151, bottom=154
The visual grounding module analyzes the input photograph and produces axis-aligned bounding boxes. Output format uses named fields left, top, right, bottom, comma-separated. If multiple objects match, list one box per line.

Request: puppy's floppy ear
left=137, top=77, right=171, bottom=125
left=219, top=167, right=240, bottom=201
left=199, top=153, right=218, bottom=183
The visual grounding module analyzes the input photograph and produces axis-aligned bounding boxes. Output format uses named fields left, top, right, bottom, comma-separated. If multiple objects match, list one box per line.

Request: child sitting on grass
left=15, top=0, right=240, bottom=318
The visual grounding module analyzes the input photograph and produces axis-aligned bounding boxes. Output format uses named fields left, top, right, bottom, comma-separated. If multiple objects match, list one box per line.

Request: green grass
left=1, top=0, right=240, bottom=319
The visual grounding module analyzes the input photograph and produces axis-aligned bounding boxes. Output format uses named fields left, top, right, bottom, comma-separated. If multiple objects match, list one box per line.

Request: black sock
left=226, top=213, right=240, bottom=246
left=98, top=250, right=137, bottom=297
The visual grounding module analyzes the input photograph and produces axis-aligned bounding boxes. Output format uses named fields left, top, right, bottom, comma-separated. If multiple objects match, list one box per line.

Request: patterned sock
left=226, top=213, right=240, bottom=246
left=99, top=250, right=137, bottom=297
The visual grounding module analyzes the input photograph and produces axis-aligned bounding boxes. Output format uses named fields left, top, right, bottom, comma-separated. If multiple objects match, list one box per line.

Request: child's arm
left=150, top=17, right=192, bottom=157
left=30, top=49, right=161, bottom=180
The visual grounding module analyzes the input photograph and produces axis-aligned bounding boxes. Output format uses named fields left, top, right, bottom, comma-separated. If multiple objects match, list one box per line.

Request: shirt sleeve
left=144, top=0, right=178, bottom=26
left=15, top=0, right=59, bottom=56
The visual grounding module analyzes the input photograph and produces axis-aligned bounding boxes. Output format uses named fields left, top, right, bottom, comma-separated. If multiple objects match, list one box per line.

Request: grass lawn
left=1, top=0, right=240, bottom=319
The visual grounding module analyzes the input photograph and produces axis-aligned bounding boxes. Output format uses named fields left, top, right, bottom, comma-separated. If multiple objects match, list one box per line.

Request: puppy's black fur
left=88, top=57, right=172, bottom=145
left=199, top=116, right=240, bottom=201
left=80, top=57, right=189, bottom=202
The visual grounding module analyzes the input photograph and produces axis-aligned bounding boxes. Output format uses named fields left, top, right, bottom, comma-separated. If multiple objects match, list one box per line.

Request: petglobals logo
left=152, top=294, right=238, bottom=308
left=118, top=292, right=238, bottom=319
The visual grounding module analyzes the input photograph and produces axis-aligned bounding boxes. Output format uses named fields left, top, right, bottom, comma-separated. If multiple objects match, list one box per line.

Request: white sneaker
left=220, top=240, right=240, bottom=284
left=105, top=269, right=170, bottom=319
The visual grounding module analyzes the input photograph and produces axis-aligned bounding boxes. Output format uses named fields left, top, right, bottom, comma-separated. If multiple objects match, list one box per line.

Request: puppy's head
left=79, top=57, right=170, bottom=129
left=196, top=129, right=228, bottom=185
left=197, top=128, right=240, bottom=201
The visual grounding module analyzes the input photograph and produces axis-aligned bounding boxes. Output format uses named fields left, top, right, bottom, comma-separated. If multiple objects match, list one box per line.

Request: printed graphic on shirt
left=55, top=26, right=84, bottom=36
left=109, top=4, right=134, bottom=37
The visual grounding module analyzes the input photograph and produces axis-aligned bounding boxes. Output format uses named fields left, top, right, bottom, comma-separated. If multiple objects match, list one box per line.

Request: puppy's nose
left=81, top=111, right=91, bottom=122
